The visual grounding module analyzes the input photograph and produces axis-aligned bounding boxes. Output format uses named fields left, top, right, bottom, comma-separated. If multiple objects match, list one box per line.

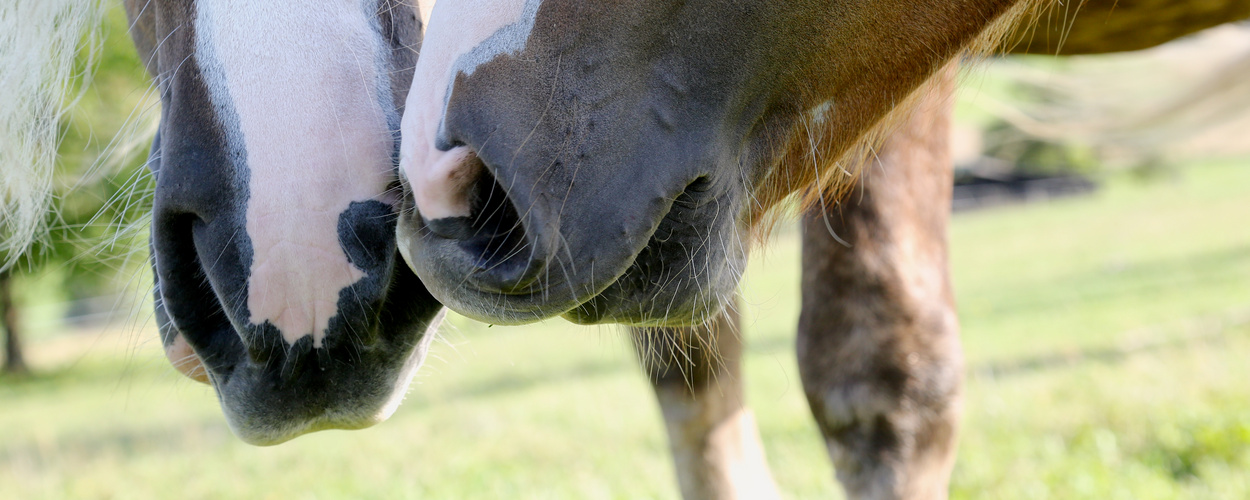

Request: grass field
left=2, top=160, right=1249, bottom=499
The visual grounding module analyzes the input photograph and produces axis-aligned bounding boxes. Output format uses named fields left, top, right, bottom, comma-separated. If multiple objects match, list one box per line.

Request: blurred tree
left=1, top=5, right=153, bottom=374
left=1, top=270, right=26, bottom=374
left=981, top=118, right=1099, bottom=177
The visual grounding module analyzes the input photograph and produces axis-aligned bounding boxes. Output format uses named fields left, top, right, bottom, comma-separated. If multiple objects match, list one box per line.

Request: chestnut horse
left=399, top=1, right=1250, bottom=498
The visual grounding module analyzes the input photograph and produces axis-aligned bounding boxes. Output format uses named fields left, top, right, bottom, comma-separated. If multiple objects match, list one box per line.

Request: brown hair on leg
left=797, top=69, right=963, bottom=500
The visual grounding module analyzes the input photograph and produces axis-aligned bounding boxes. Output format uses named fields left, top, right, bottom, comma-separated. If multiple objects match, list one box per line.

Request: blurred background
left=2, top=7, right=1248, bottom=499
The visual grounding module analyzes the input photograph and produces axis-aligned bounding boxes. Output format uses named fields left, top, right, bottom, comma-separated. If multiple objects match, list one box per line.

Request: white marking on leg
left=399, top=0, right=542, bottom=219
left=657, top=385, right=783, bottom=500
left=196, top=0, right=396, bottom=348
left=707, top=409, right=784, bottom=500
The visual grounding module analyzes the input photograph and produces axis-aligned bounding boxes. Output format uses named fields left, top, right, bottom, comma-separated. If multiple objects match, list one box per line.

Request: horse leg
left=632, top=302, right=781, bottom=500
left=797, top=70, right=962, bottom=500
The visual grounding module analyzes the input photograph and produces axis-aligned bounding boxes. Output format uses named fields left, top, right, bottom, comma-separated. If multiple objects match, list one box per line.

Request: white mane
left=0, top=0, right=107, bottom=270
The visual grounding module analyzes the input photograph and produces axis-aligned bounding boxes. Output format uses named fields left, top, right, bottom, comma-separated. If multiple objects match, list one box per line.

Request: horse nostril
left=421, top=156, right=518, bottom=244
left=402, top=144, right=548, bottom=294
left=427, top=162, right=542, bottom=293
left=468, top=169, right=527, bottom=257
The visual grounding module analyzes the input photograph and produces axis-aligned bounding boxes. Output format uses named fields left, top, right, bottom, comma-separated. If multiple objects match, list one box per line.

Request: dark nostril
left=427, top=162, right=542, bottom=293
left=685, top=175, right=713, bottom=193
left=419, top=158, right=509, bottom=242
left=465, top=168, right=522, bottom=249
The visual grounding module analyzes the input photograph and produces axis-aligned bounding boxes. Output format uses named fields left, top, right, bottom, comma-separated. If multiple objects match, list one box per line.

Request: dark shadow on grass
left=0, top=420, right=230, bottom=468
left=418, top=328, right=805, bottom=406
left=964, top=244, right=1250, bottom=316
left=744, top=309, right=1250, bottom=381
left=973, top=311, right=1250, bottom=379
left=411, top=357, right=637, bottom=407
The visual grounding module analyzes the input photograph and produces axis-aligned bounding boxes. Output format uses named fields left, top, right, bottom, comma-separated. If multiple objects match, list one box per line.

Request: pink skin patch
left=411, top=147, right=481, bottom=220
left=165, top=333, right=209, bottom=384
left=197, top=0, right=395, bottom=348
left=416, top=0, right=437, bottom=32
left=400, top=0, right=539, bottom=221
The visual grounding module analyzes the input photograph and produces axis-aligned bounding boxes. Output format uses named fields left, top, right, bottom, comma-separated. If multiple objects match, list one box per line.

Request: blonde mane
left=0, top=0, right=107, bottom=270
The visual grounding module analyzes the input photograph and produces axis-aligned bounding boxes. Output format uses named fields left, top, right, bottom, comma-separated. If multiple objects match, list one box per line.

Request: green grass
left=3, top=160, right=1249, bottom=499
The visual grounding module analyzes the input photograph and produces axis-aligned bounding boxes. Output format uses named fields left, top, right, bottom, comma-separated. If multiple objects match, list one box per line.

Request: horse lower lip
left=411, top=253, right=588, bottom=324
left=423, top=215, right=477, bottom=240
left=227, top=411, right=384, bottom=447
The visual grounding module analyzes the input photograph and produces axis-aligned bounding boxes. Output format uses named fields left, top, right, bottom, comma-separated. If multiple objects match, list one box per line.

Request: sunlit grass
left=3, top=161, right=1249, bottom=499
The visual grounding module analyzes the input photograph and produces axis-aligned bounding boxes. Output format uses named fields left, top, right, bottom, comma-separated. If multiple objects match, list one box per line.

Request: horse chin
left=560, top=280, right=738, bottom=328
left=560, top=248, right=745, bottom=327
left=210, top=324, right=437, bottom=446
left=223, top=404, right=386, bottom=447
left=217, top=368, right=415, bottom=447
left=153, top=268, right=444, bottom=446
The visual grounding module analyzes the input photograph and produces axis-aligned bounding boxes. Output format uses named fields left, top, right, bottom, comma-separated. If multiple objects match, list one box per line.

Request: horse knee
left=799, top=329, right=963, bottom=500
left=795, top=318, right=960, bottom=497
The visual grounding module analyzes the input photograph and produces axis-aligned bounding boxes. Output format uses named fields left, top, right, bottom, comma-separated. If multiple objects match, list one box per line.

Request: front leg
left=632, top=302, right=781, bottom=500
left=798, top=69, right=963, bottom=499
